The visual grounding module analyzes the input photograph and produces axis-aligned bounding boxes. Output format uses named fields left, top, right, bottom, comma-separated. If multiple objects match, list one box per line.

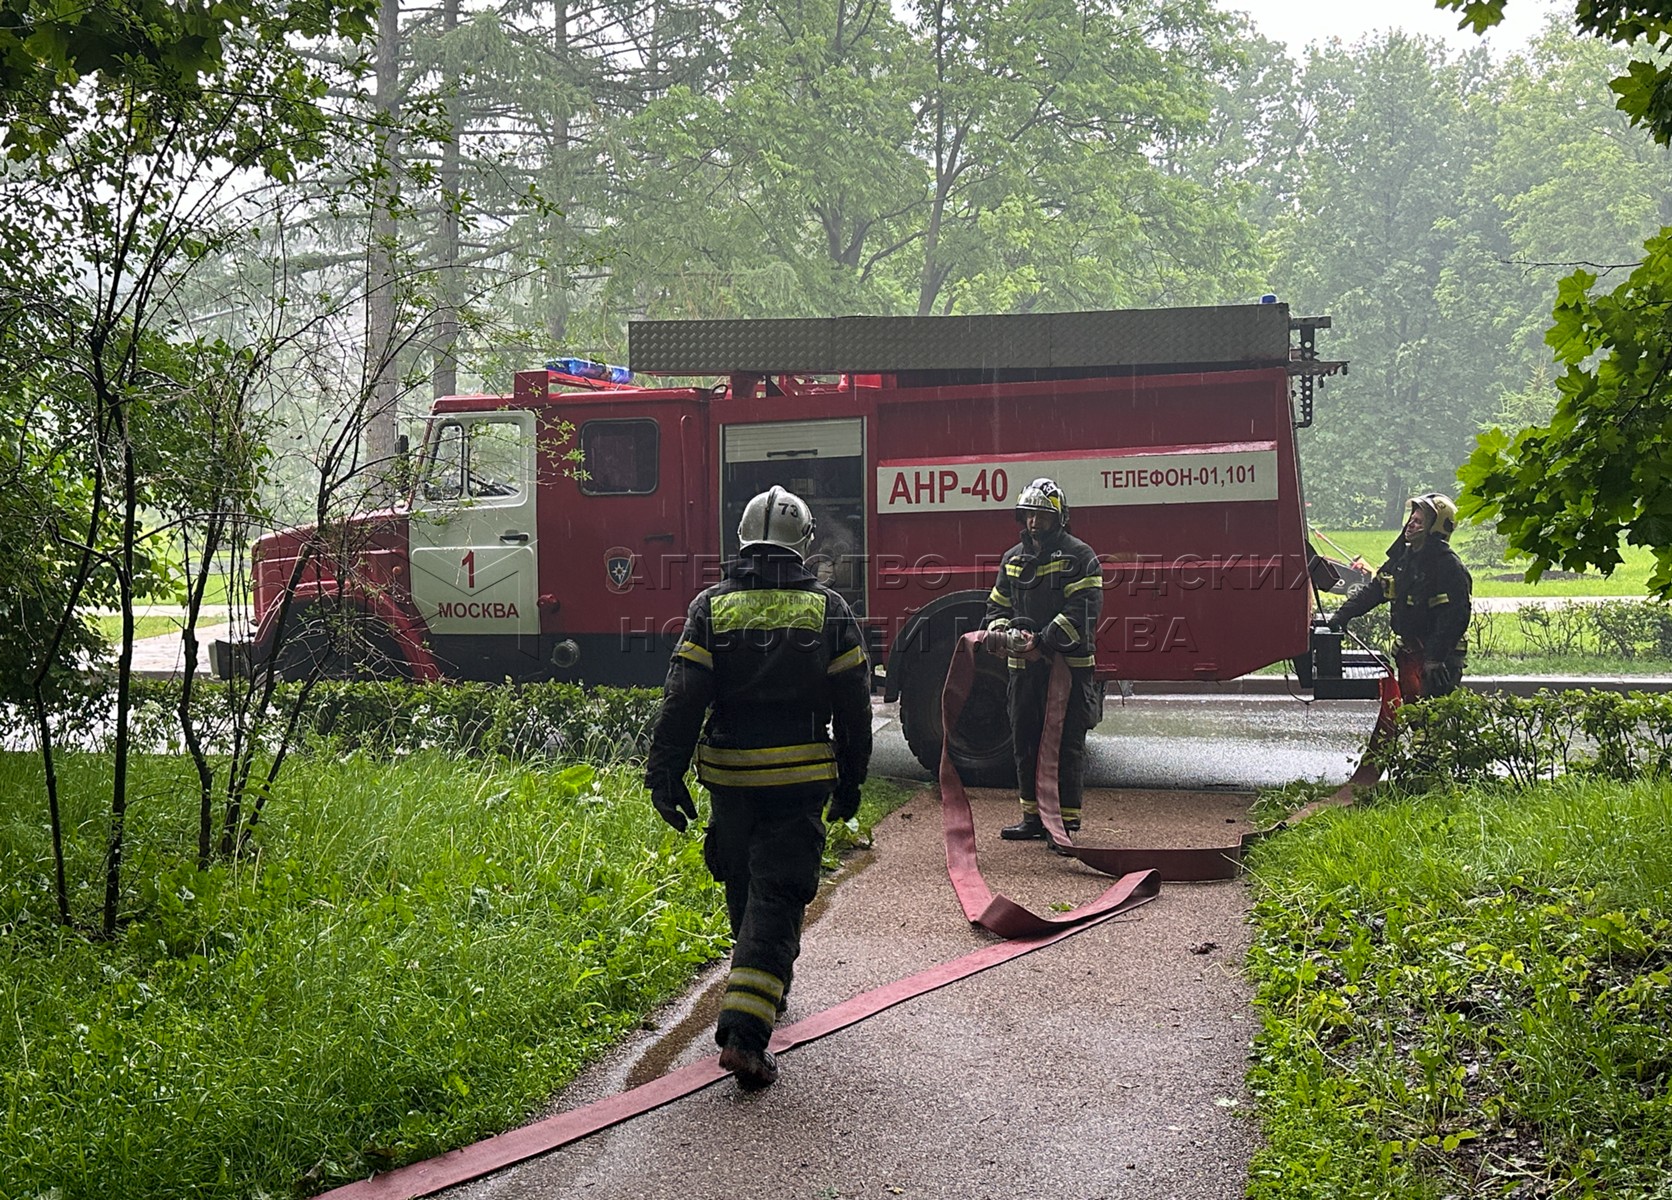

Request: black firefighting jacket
left=980, top=528, right=1104, bottom=670
left=645, top=550, right=872, bottom=800
left=1336, top=535, right=1473, bottom=657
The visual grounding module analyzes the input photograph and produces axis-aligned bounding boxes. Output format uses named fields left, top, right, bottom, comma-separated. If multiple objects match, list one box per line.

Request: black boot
left=1047, top=818, right=1080, bottom=855
left=719, top=1042, right=780, bottom=1090
left=1000, top=813, right=1046, bottom=840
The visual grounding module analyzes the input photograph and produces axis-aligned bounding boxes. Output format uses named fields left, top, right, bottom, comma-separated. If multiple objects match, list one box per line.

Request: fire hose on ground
left=314, top=635, right=1404, bottom=1200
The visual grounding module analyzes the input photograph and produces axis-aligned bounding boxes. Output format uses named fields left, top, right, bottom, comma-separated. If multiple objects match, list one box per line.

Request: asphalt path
left=435, top=696, right=1382, bottom=1200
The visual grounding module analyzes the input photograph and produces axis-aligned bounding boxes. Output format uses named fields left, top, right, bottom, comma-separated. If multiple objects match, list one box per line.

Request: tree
left=1271, top=33, right=1506, bottom=528
left=0, top=0, right=378, bottom=933
left=1449, top=0, right=1672, bottom=595
left=606, top=0, right=925, bottom=320
left=604, top=0, right=1264, bottom=323
left=910, top=0, right=1263, bottom=316
left=0, top=0, right=373, bottom=151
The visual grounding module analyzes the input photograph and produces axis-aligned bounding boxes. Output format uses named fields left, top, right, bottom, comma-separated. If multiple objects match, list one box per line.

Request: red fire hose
left=939, top=631, right=1402, bottom=889
left=314, top=638, right=1400, bottom=1199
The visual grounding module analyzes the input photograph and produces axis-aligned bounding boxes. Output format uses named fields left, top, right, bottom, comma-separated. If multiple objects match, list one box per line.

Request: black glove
left=1326, top=611, right=1345, bottom=633
left=826, top=782, right=862, bottom=823
left=1421, top=660, right=1453, bottom=695
left=649, top=777, right=698, bottom=832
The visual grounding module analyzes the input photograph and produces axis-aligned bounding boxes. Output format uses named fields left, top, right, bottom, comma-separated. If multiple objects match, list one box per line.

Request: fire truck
left=220, top=303, right=1357, bottom=781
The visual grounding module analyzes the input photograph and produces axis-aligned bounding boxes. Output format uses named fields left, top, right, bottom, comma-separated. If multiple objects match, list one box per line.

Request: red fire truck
left=221, top=304, right=1354, bottom=781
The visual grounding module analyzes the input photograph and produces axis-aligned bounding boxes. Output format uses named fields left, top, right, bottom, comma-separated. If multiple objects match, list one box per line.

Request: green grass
left=1465, top=653, right=1672, bottom=676
left=0, top=750, right=914, bottom=1199
left=1313, top=528, right=1661, bottom=598
left=94, top=614, right=186, bottom=641
left=1258, top=653, right=1672, bottom=678
left=1245, top=778, right=1672, bottom=1199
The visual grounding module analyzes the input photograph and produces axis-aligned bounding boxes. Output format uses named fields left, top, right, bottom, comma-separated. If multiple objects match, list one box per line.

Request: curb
left=1132, top=676, right=1672, bottom=698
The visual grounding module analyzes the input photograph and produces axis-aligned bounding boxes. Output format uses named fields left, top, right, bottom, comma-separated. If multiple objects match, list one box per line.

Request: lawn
left=1311, top=528, right=1661, bottom=598
left=0, top=748, right=912, bottom=1199
left=94, top=614, right=189, bottom=641
left=1246, top=776, right=1672, bottom=1199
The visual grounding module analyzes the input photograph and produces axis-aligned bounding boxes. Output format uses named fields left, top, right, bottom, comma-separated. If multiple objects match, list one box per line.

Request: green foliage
left=1376, top=687, right=1672, bottom=788
left=0, top=0, right=377, bottom=156
left=1402, top=598, right=1672, bottom=663
left=0, top=734, right=913, bottom=1199
left=1461, top=228, right=1672, bottom=598
left=606, top=0, right=1264, bottom=322
left=1278, top=20, right=1672, bottom=529
left=1246, top=775, right=1672, bottom=1198
left=1274, top=31, right=1518, bottom=529
left=119, top=677, right=665, bottom=764
left=0, top=749, right=730, bottom=1197
left=1447, top=3, right=1672, bottom=595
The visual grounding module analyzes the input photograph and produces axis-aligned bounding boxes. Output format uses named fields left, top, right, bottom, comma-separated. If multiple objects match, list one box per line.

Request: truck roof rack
left=627, top=303, right=1295, bottom=376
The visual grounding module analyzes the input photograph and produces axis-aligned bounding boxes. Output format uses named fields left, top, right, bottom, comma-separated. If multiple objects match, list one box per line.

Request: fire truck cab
left=229, top=303, right=1351, bottom=782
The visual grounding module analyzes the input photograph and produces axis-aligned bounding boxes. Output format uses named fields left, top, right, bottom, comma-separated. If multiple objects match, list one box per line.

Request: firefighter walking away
left=1329, top=492, right=1472, bottom=699
left=644, top=487, right=873, bottom=1090
left=980, top=477, right=1105, bottom=847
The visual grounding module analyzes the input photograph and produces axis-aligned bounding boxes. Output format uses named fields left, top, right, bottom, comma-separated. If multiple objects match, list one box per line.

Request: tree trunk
left=30, top=690, right=70, bottom=924
left=546, top=0, right=572, bottom=347
left=103, top=402, right=140, bottom=938
left=365, top=0, right=403, bottom=474
left=432, top=0, right=460, bottom=400
left=915, top=0, right=962, bottom=317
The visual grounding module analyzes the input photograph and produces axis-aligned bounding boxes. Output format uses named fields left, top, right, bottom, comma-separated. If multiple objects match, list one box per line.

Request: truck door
left=720, top=418, right=867, bottom=615
left=409, top=410, right=540, bottom=648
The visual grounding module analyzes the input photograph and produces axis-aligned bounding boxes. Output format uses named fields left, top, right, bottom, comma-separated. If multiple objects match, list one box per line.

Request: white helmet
left=738, top=486, right=816, bottom=558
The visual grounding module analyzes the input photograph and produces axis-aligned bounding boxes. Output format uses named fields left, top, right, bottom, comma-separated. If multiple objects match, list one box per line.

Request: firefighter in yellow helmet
left=979, top=478, right=1105, bottom=845
left=1328, top=492, right=1472, bottom=698
left=644, top=486, right=872, bottom=1091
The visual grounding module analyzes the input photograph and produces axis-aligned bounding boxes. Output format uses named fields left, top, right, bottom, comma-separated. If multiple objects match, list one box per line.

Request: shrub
left=118, top=677, right=663, bottom=764
left=1380, top=688, right=1672, bottom=789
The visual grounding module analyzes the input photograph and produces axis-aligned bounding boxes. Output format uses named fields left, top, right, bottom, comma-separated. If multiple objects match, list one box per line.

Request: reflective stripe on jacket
left=646, top=551, right=872, bottom=799
left=1336, top=537, right=1473, bottom=655
left=981, top=529, right=1104, bottom=669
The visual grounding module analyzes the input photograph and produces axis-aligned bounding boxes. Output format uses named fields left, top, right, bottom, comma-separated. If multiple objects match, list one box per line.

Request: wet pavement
left=870, top=693, right=1377, bottom=792
left=431, top=699, right=1381, bottom=1200
left=445, top=785, right=1272, bottom=1200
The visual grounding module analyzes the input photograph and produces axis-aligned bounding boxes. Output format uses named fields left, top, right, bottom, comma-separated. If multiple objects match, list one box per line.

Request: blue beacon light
left=546, top=356, right=633, bottom=385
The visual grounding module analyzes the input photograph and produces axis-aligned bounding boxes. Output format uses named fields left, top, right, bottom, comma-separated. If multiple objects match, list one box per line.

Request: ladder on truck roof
left=626, top=303, right=1342, bottom=380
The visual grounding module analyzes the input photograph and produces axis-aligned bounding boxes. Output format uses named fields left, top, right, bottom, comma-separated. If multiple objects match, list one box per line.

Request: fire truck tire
left=898, top=633, right=1015, bottom=787
left=271, top=604, right=410, bottom=682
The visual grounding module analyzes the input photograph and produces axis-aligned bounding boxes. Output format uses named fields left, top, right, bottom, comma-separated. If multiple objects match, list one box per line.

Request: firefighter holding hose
left=643, top=487, right=873, bottom=1090
left=1328, top=491, right=1473, bottom=699
left=980, top=478, right=1105, bottom=846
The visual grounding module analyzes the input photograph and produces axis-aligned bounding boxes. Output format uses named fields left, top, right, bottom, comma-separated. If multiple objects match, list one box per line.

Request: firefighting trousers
left=1008, top=660, right=1093, bottom=813
left=702, top=786, right=828, bottom=1053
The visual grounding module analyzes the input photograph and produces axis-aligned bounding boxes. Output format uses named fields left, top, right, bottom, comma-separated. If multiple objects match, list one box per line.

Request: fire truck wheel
left=271, top=605, right=410, bottom=682
left=898, top=637, right=1016, bottom=787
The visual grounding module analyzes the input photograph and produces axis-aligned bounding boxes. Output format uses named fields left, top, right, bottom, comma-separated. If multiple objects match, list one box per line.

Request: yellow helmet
left=1409, top=492, right=1458, bottom=540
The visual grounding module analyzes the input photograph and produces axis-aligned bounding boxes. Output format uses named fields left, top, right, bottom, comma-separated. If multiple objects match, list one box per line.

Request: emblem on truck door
left=605, top=549, right=635, bottom=594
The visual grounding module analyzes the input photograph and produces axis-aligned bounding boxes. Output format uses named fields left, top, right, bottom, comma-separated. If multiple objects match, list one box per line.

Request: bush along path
left=1244, top=691, right=1672, bottom=1199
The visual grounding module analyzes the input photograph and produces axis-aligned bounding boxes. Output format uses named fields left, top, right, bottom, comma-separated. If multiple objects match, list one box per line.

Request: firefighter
left=1328, top=492, right=1472, bottom=698
left=980, top=477, right=1105, bottom=845
left=643, top=486, right=872, bottom=1091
